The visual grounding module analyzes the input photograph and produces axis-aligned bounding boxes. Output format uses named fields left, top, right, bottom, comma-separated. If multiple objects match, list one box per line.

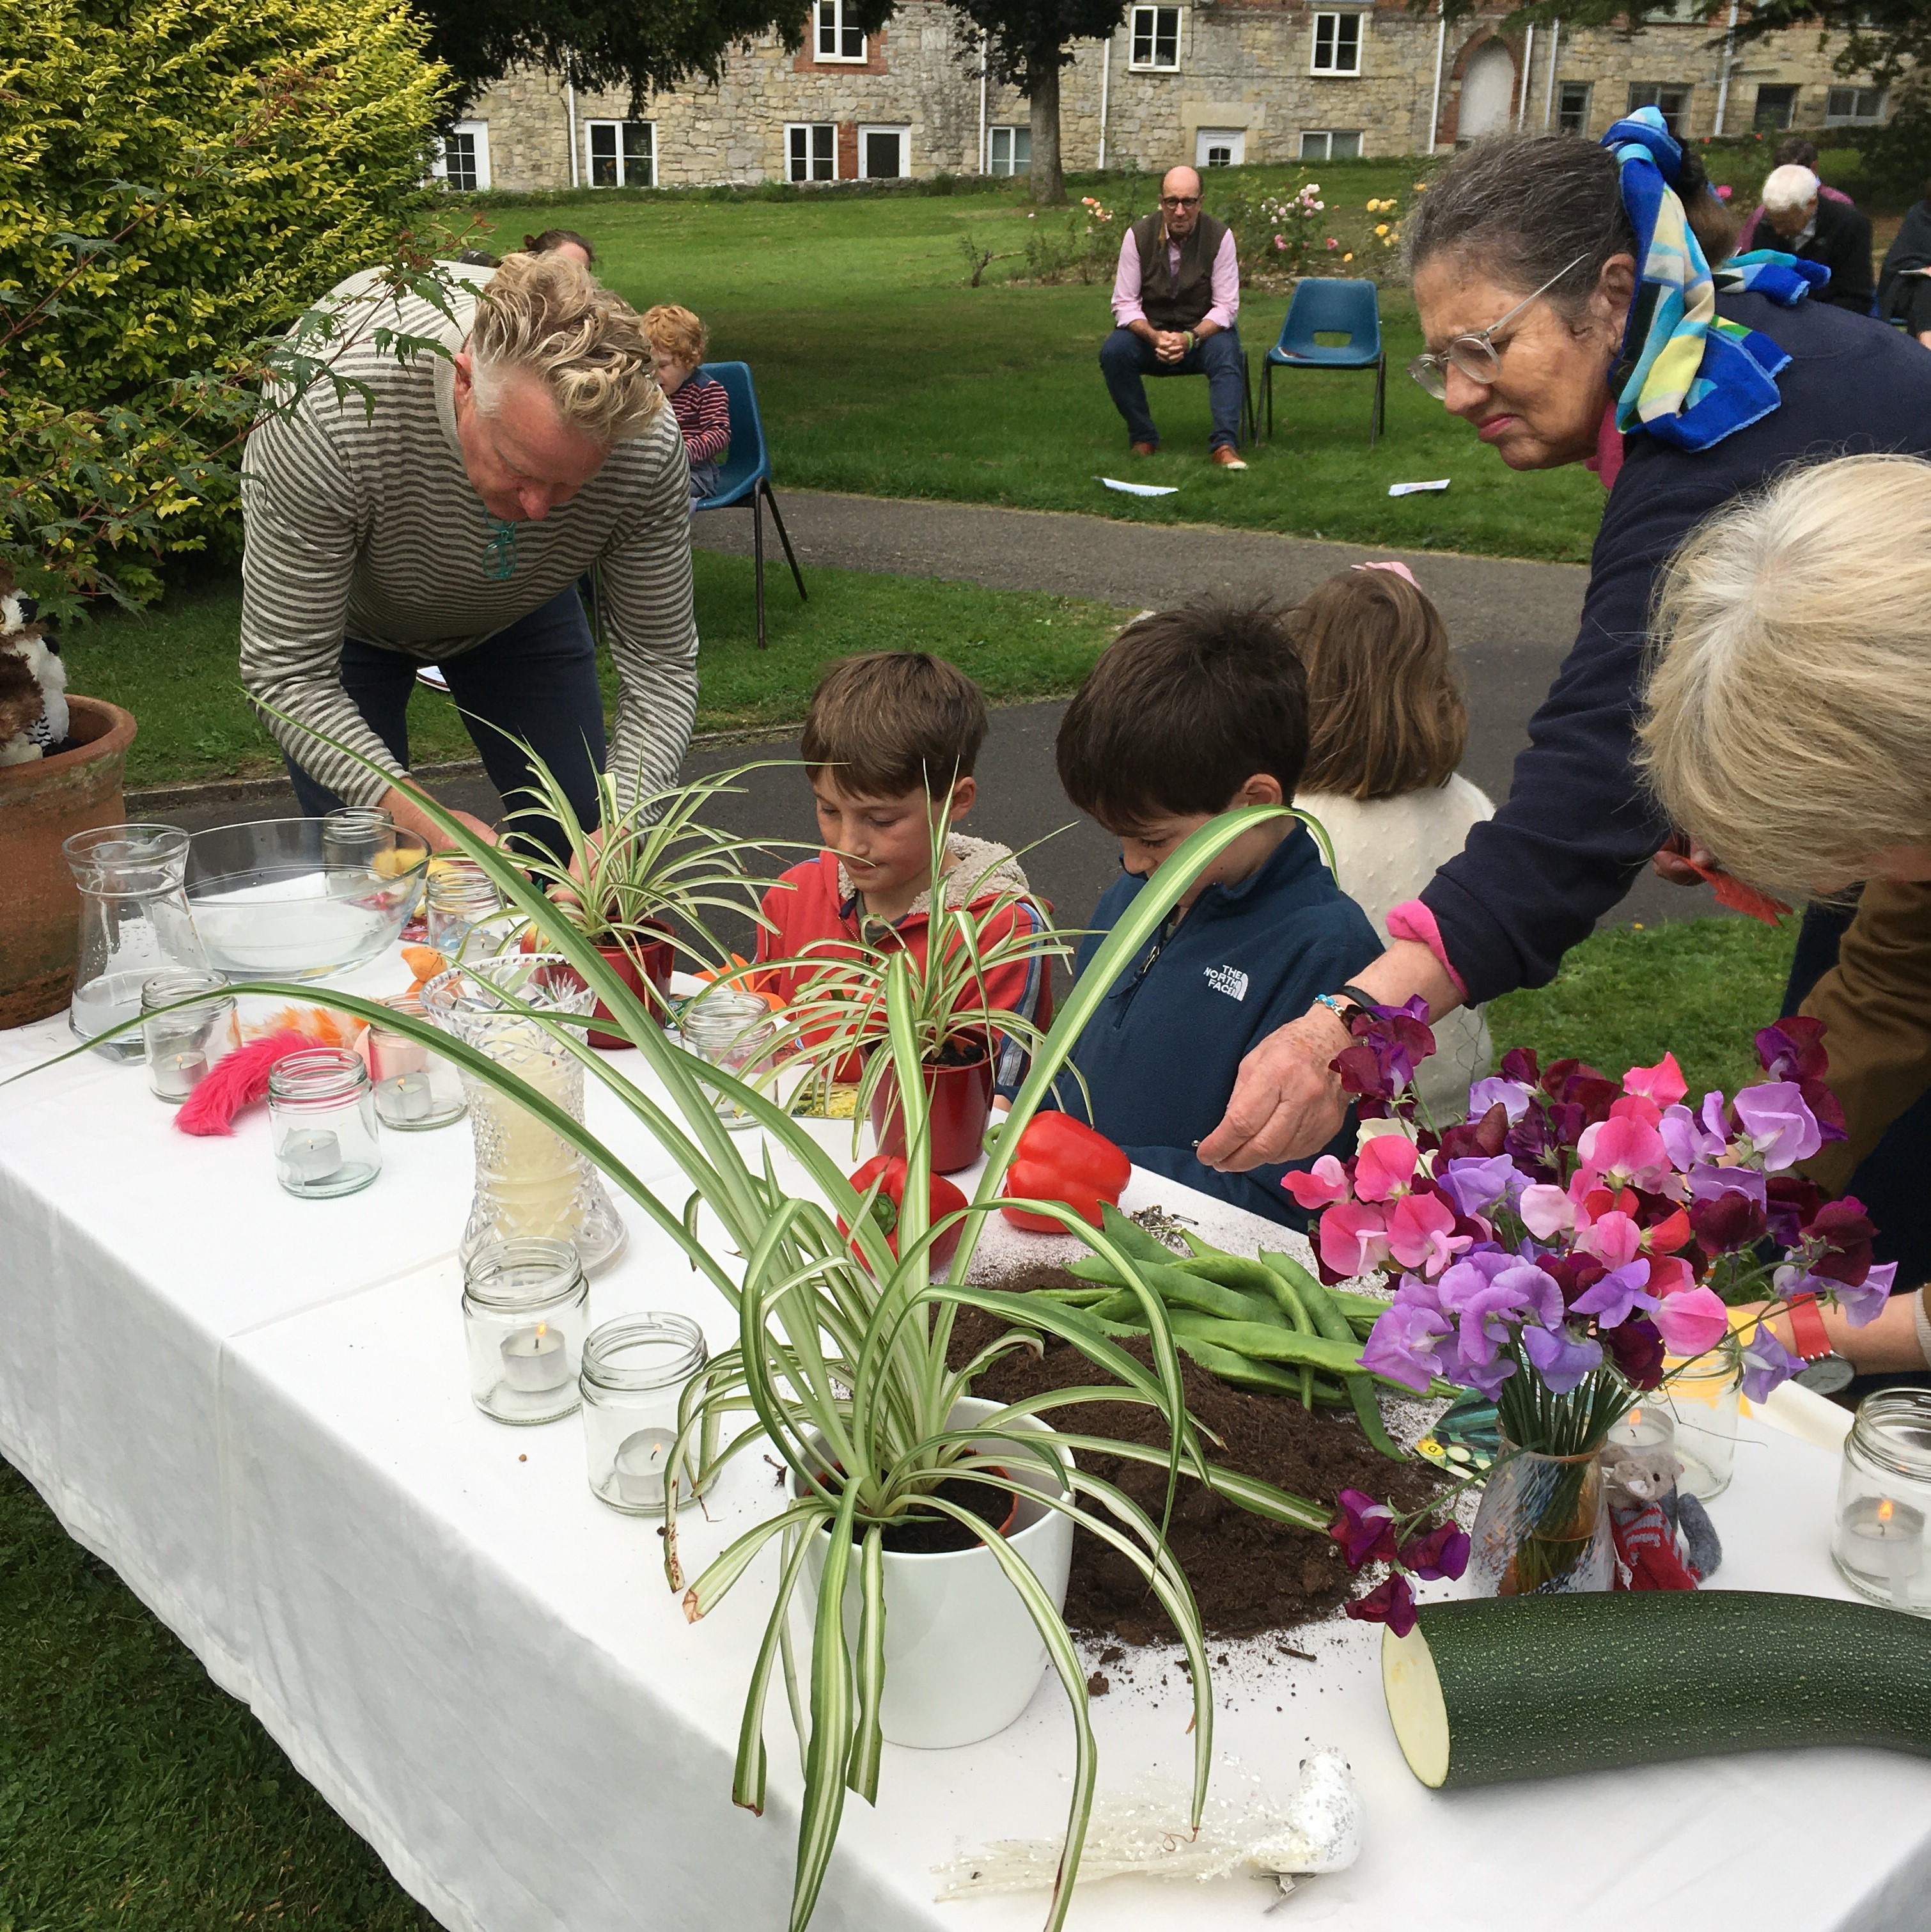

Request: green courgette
left=1382, top=1592, right=1931, bottom=1789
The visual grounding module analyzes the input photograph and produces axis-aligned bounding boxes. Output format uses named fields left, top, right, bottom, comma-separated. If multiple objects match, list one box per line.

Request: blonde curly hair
left=1638, top=453, right=1931, bottom=893
left=468, top=251, right=661, bottom=443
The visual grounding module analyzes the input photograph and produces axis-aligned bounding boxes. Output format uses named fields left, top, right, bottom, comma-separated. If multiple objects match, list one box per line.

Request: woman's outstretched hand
left=1195, top=1005, right=1353, bottom=1171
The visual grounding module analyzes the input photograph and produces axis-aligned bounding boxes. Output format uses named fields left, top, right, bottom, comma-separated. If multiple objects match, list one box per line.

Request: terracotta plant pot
left=586, top=929, right=675, bottom=1050
left=868, top=1036, right=995, bottom=1175
left=0, top=696, right=137, bottom=1030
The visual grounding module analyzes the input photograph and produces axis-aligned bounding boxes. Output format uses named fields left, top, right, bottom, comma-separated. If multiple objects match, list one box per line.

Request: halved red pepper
left=840, top=1154, right=967, bottom=1267
left=998, top=1112, right=1132, bottom=1232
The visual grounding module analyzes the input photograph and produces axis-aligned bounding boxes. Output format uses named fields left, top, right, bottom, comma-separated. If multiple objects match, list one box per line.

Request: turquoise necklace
left=483, top=517, right=518, bottom=581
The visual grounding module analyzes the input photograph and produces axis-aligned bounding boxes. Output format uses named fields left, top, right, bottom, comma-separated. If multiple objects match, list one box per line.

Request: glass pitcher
left=63, top=824, right=209, bottom=1060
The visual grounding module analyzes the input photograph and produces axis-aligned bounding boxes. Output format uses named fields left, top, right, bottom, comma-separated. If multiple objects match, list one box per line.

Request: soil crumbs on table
left=948, top=1276, right=1440, bottom=1645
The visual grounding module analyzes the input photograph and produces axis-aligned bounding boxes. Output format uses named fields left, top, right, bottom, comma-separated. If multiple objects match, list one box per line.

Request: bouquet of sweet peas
left=1286, top=1004, right=1895, bottom=1626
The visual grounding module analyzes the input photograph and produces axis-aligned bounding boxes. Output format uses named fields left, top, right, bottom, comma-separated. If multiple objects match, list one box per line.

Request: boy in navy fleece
left=1051, top=602, right=1380, bottom=1225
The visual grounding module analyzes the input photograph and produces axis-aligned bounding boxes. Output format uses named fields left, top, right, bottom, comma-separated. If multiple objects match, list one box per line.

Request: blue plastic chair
left=1262, top=279, right=1386, bottom=448
left=691, top=361, right=806, bottom=650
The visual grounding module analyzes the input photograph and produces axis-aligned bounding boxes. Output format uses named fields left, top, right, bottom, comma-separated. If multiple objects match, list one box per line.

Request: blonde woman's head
left=1639, top=453, right=1931, bottom=895
left=465, top=250, right=661, bottom=445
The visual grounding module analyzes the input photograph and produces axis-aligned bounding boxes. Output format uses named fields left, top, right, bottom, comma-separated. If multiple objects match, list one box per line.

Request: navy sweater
left=1058, top=825, right=1382, bottom=1225
left=1422, top=295, right=1931, bottom=1005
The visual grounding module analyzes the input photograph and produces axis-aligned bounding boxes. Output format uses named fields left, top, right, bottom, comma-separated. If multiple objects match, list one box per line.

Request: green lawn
left=70, top=556, right=1128, bottom=790
left=453, top=163, right=1608, bottom=565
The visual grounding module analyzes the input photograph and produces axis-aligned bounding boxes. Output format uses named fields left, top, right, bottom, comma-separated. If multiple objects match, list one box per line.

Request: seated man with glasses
left=1100, top=166, right=1247, bottom=470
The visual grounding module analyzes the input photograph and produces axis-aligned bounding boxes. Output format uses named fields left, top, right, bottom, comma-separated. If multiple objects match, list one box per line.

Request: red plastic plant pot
left=586, top=928, right=675, bottom=1050
left=868, top=1036, right=996, bottom=1176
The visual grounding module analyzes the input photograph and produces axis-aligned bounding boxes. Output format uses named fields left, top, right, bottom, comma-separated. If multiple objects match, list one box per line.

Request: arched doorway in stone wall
left=1458, top=40, right=1516, bottom=141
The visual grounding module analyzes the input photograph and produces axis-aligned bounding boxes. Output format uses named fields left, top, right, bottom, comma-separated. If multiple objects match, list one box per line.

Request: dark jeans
left=1783, top=897, right=1931, bottom=1392
left=284, top=585, right=606, bottom=864
left=1099, top=325, right=1245, bottom=452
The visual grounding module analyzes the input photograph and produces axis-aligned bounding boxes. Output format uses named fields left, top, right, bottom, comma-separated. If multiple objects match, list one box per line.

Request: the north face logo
left=1203, top=964, right=1249, bottom=1002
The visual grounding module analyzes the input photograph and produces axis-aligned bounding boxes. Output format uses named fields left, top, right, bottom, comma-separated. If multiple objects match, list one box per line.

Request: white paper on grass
left=1388, top=478, right=1451, bottom=497
left=1098, top=476, right=1180, bottom=498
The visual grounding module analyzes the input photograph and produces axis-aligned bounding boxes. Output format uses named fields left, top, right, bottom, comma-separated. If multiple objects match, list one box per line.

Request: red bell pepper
left=840, top=1155, right=967, bottom=1266
left=999, top=1112, right=1132, bottom=1232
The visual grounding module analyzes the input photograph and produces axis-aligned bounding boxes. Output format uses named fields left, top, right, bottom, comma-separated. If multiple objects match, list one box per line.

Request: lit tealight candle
left=501, top=1321, right=571, bottom=1394
left=1843, top=1495, right=1927, bottom=1611
left=1607, top=1405, right=1675, bottom=1454
left=384, top=1072, right=433, bottom=1123
left=152, top=1049, right=208, bottom=1103
left=281, top=1129, right=343, bottom=1184
left=614, top=1427, right=679, bottom=1507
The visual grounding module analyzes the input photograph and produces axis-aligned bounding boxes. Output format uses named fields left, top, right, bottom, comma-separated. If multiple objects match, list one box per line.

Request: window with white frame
left=435, top=120, right=490, bottom=192
left=859, top=125, right=908, bottom=178
left=1311, top=12, right=1363, bottom=75
left=987, top=125, right=1030, bottom=175
left=586, top=120, right=654, bottom=187
left=1196, top=127, right=1244, bottom=168
left=788, top=122, right=838, bottom=181
left=815, top=0, right=866, bottom=61
left=1129, top=6, right=1181, bottom=70
left=1825, top=85, right=1886, bottom=124
left=1299, top=129, right=1362, bottom=160
left=1556, top=81, right=1591, bottom=134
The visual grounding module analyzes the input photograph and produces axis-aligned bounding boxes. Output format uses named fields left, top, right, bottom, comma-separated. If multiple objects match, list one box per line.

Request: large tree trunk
left=1029, top=55, right=1065, bottom=205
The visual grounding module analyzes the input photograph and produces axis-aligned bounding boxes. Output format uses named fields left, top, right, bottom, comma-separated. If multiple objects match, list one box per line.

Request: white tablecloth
left=4, top=958, right=1931, bottom=1932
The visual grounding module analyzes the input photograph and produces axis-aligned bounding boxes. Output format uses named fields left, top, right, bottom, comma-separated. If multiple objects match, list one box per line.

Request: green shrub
left=1, top=0, right=451, bottom=605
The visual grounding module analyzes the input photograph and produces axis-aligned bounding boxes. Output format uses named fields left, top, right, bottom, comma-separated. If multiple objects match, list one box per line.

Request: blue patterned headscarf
left=1602, top=107, right=1828, bottom=452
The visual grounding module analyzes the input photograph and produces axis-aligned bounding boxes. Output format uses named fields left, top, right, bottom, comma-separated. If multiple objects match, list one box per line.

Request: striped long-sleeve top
left=239, top=265, right=698, bottom=812
left=669, top=374, right=730, bottom=466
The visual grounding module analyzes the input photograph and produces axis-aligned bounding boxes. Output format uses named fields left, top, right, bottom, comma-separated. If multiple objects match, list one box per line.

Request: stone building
left=441, top=1, right=1895, bottom=193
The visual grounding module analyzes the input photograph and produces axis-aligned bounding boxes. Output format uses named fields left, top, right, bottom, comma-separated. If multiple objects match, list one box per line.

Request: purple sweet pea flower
left=1439, top=1153, right=1525, bottom=1219
left=1687, top=1161, right=1766, bottom=1209
left=1359, top=1301, right=1451, bottom=1392
left=1398, top=1520, right=1472, bottom=1581
left=1740, top=1323, right=1804, bottom=1402
left=1521, top=1321, right=1604, bottom=1394
left=1448, top=1338, right=1518, bottom=1399
left=1570, top=1259, right=1658, bottom=1329
left=1660, top=1092, right=1730, bottom=1172
left=1345, top=1573, right=1417, bottom=1637
left=1493, top=1261, right=1566, bottom=1328
left=1780, top=1259, right=1899, bottom=1329
left=1466, top=1076, right=1533, bottom=1123
left=1732, top=1081, right=1823, bottom=1171
left=1328, top=1488, right=1400, bottom=1569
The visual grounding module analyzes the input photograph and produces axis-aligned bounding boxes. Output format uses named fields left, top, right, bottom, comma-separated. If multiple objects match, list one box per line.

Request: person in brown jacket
left=1639, top=452, right=1931, bottom=1378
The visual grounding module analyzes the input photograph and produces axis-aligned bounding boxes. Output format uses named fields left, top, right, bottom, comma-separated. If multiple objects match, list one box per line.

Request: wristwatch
left=1785, top=1291, right=1854, bottom=1395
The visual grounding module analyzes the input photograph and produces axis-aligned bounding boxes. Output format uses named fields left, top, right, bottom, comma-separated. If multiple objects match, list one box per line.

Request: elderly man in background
left=240, top=250, right=696, bottom=859
left=1098, top=165, right=1247, bottom=470
left=1743, top=162, right=1875, bottom=313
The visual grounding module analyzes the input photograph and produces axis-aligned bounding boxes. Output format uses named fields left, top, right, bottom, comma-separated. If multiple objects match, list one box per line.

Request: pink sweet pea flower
left=1519, top=1182, right=1575, bottom=1240
left=1386, top=1191, right=1469, bottom=1275
left=1576, top=1210, right=1643, bottom=1269
left=1282, top=1154, right=1352, bottom=1211
left=1352, top=1132, right=1419, bottom=1203
left=1623, top=1051, right=1687, bottom=1109
left=1645, top=1253, right=1697, bottom=1299
left=1650, top=1285, right=1728, bottom=1356
left=1576, top=1113, right=1672, bottom=1194
left=1319, top=1200, right=1391, bottom=1277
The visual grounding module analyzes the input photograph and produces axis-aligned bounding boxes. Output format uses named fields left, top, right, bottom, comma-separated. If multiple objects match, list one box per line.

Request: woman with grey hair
left=1200, top=111, right=1931, bottom=1223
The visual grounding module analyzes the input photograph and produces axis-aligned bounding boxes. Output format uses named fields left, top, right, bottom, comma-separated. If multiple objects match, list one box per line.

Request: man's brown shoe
left=1211, top=447, right=1249, bottom=471
left=1130, top=441, right=1159, bottom=457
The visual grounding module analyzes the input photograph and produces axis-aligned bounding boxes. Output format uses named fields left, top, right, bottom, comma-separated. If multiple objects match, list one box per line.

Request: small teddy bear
left=0, top=562, right=69, bottom=764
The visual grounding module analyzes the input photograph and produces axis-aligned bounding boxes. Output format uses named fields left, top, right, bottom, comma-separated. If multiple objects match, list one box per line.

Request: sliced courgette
left=1383, top=1592, right=1931, bottom=1789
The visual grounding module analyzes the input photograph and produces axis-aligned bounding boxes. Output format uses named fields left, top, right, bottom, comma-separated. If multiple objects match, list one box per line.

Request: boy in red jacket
left=754, top=652, right=1051, bottom=1090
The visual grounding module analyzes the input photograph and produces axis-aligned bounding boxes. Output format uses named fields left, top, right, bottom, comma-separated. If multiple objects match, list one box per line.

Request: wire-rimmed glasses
left=1407, top=253, right=1590, bottom=399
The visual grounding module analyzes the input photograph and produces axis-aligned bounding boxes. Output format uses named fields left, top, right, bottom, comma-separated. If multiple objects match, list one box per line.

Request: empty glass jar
left=368, top=993, right=466, bottom=1131
left=426, top=858, right=504, bottom=959
left=140, top=971, right=239, bottom=1104
left=1832, top=1389, right=1931, bottom=1617
left=463, top=1238, right=590, bottom=1425
left=63, top=824, right=208, bottom=1059
left=267, top=1047, right=381, bottom=1198
left=1658, top=1343, right=1743, bottom=1500
left=679, top=986, right=778, bottom=1129
left=581, top=1312, right=719, bottom=1514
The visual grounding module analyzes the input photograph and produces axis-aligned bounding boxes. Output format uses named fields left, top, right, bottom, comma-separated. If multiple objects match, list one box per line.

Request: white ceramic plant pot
left=797, top=1396, right=1074, bottom=1750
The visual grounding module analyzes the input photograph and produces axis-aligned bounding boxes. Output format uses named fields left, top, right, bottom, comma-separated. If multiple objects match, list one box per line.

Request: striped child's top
left=239, top=264, right=698, bottom=811
left=670, top=375, right=731, bottom=467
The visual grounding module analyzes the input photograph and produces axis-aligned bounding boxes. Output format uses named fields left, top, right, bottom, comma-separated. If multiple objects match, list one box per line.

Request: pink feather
left=176, top=1030, right=320, bottom=1137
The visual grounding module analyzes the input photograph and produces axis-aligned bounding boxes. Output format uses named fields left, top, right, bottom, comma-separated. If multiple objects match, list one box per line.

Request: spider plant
left=755, top=794, right=1077, bottom=1134
left=20, top=729, right=1338, bottom=1932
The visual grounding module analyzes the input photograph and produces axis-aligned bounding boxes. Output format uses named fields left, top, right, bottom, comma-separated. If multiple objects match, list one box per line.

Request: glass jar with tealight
left=140, top=970, right=240, bottom=1104
left=425, top=858, right=504, bottom=959
left=462, top=1237, right=590, bottom=1425
left=580, top=1312, right=719, bottom=1514
left=267, top=1047, right=382, bottom=1198
left=1832, top=1388, right=1931, bottom=1617
left=367, top=992, right=466, bottom=1131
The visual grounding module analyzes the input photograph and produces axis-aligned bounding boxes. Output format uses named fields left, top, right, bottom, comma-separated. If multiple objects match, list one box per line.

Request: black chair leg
left=1263, top=360, right=1273, bottom=439
left=1371, top=352, right=1386, bottom=449
left=752, top=489, right=767, bottom=652
left=764, top=482, right=807, bottom=602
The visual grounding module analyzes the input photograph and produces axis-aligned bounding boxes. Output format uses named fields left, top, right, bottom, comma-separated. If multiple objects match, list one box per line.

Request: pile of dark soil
left=948, top=1276, right=1440, bottom=1644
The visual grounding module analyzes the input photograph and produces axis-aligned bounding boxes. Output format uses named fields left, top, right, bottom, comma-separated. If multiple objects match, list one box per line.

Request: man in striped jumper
left=240, top=251, right=696, bottom=857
